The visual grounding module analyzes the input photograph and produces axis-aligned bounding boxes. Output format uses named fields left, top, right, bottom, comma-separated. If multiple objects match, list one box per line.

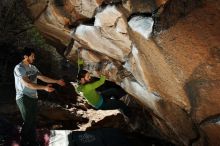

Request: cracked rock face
left=74, top=6, right=131, bottom=62
left=24, top=0, right=220, bottom=145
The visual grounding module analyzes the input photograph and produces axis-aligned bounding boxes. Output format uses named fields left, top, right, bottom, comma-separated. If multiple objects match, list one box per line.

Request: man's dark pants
left=16, top=95, right=37, bottom=146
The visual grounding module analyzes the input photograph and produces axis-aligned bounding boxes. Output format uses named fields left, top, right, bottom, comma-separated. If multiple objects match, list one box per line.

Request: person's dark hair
left=22, top=47, right=35, bottom=57
left=77, top=70, right=88, bottom=81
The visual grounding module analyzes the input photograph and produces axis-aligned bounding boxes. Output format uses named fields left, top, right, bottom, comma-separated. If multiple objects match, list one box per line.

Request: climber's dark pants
left=99, top=88, right=130, bottom=116
left=16, top=95, right=38, bottom=146
left=100, top=88, right=126, bottom=100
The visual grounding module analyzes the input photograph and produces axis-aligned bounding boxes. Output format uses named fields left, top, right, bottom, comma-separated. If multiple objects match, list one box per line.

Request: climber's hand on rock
left=104, top=70, right=111, bottom=78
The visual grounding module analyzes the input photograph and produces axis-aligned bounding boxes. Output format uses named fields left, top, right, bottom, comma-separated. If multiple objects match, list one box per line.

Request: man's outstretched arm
left=37, top=75, right=65, bottom=86
left=22, top=76, right=55, bottom=92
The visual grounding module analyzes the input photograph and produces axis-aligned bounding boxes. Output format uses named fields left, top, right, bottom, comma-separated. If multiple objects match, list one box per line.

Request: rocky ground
left=0, top=82, right=174, bottom=146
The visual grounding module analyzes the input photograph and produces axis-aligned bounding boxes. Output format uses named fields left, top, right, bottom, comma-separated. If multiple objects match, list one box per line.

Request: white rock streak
left=49, top=130, right=72, bottom=146
left=128, top=16, right=154, bottom=39
left=123, top=45, right=146, bottom=86
left=121, top=78, right=160, bottom=112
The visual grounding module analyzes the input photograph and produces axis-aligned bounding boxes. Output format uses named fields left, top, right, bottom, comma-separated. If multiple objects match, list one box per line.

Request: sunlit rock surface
left=128, top=16, right=154, bottom=39
left=24, top=0, right=220, bottom=145
left=74, top=6, right=132, bottom=62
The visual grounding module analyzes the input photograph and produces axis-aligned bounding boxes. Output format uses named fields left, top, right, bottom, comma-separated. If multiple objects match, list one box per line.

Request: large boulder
left=23, top=0, right=220, bottom=145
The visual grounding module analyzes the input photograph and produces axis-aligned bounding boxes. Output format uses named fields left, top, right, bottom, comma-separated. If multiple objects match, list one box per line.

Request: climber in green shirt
left=76, top=70, right=130, bottom=116
left=77, top=72, right=105, bottom=109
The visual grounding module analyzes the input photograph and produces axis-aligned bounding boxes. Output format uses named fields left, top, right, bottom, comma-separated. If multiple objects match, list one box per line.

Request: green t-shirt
left=77, top=75, right=106, bottom=109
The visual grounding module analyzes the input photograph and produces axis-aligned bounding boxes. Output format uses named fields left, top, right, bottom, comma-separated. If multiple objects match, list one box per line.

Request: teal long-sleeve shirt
left=77, top=75, right=106, bottom=109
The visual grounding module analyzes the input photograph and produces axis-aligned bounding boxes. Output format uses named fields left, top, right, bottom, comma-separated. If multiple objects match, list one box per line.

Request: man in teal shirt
left=76, top=70, right=129, bottom=116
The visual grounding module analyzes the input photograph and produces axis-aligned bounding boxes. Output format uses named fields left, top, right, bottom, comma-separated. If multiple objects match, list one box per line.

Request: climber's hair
left=77, top=70, right=88, bottom=81
left=22, top=47, right=35, bottom=57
